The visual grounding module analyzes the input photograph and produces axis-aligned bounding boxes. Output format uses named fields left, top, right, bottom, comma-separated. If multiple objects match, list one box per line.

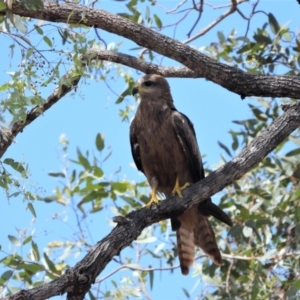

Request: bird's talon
left=146, top=188, right=160, bottom=207
left=171, top=178, right=190, bottom=198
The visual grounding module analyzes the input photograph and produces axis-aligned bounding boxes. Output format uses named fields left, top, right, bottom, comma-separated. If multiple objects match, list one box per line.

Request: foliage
left=0, top=0, right=299, bottom=299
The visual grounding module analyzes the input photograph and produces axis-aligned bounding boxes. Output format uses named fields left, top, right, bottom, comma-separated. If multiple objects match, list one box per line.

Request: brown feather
left=130, top=74, right=232, bottom=275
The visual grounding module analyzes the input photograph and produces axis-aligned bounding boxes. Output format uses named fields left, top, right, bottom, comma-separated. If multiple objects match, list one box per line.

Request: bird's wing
left=130, top=119, right=144, bottom=173
left=171, top=110, right=203, bottom=182
left=172, top=110, right=233, bottom=227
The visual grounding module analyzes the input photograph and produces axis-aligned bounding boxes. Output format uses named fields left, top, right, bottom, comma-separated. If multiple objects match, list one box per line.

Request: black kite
left=130, top=74, right=232, bottom=275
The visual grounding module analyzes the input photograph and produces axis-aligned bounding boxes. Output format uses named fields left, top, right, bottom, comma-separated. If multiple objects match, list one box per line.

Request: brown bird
left=130, top=74, right=232, bottom=275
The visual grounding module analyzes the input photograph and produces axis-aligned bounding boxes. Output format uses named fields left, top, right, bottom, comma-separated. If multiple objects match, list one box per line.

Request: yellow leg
left=171, top=177, right=190, bottom=198
left=146, top=186, right=160, bottom=207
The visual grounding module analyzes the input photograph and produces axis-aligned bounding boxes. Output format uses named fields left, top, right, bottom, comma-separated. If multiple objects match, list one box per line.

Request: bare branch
left=5, top=102, right=300, bottom=300
left=183, top=0, right=240, bottom=43
left=7, top=2, right=300, bottom=99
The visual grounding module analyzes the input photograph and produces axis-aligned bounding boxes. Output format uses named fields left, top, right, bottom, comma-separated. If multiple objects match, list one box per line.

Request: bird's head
left=132, top=74, right=171, bottom=100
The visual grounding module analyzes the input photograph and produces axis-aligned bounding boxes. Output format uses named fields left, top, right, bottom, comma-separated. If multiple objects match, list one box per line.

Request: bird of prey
left=130, top=74, right=232, bottom=275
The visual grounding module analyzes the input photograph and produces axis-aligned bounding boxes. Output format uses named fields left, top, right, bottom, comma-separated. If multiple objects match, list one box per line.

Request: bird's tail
left=176, top=206, right=223, bottom=275
left=176, top=223, right=195, bottom=275
left=193, top=211, right=223, bottom=266
left=198, top=198, right=233, bottom=227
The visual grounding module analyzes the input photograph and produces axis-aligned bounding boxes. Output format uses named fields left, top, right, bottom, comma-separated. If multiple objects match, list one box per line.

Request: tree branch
left=183, top=0, right=245, bottom=44
left=7, top=2, right=300, bottom=99
left=0, top=71, right=81, bottom=158
left=5, top=102, right=300, bottom=299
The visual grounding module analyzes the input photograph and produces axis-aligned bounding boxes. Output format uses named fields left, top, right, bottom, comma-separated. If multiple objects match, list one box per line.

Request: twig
left=183, top=0, right=240, bottom=44
left=225, top=259, right=234, bottom=294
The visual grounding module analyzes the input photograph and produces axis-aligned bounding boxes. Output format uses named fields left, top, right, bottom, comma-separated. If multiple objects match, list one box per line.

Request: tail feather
left=194, top=213, right=223, bottom=265
left=176, top=226, right=195, bottom=275
left=176, top=206, right=224, bottom=275
left=198, top=198, right=233, bottom=227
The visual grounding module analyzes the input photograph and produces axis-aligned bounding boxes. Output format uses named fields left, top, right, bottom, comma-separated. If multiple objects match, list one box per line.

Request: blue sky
left=1, top=0, right=300, bottom=299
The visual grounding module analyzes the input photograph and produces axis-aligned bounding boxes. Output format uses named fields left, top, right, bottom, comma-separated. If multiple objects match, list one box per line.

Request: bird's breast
left=136, top=109, right=185, bottom=195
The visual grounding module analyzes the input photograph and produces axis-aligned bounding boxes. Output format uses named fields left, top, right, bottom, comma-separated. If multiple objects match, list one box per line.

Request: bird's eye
left=144, top=81, right=153, bottom=87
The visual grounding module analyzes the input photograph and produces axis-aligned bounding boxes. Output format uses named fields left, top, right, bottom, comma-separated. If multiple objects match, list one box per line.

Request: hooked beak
left=132, top=87, right=138, bottom=96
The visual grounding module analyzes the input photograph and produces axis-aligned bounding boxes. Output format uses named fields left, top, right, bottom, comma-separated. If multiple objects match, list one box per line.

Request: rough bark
left=4, top=102, right=300, bottom=300
left=6, top=2, right=300, bottom=99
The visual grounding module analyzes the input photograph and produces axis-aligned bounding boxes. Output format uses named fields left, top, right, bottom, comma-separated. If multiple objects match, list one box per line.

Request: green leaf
left=286, top=148, right=300, bottom=157
left=43, top=253, right=57, bottom=273
left=253, top=34, right=272, bottom=44
left=43, top=36, right=53, bottom=48
left=48, top=172, right=65, bottom=178
left=153, top=14, right=162, bottom=28
left=116, top=75, right=135, bottom=104
left=0, top=2, right=6, bottom=11
left=8, top=235, right=22, bottom=247
left=217, top=31, right=226, bottom=44
left=149, top=269, right=154, bottom=290
left=23, top=235, right=32, bottom=245
left=77, top=148, right=90, bottom=169
left=32, top=241, right=40, bottom=261
left=3, top=158, right=25, bottom=174
left=13, top=15, right=28, bottom=33
left=95, top=133, right=105, bottom=151
left=1, top=270, right=13, bottom=281
left=0, top=83, right=10, bottom=92
left=18, top=263, right=44, bottom=273
left=34, top=25, right=43, bottom=35
left=182, top=288, right=190, bottom=298
left=27, top=203, right=36, bottom=218
left=88, top=291, right=97, bottom=300
left=268, top=13, right=280, bottom=35
left=218, top=141, right=232, bottom=157
left=111, top=181, right=128, bottom=193
left=93, top=166, right=104, bottom=178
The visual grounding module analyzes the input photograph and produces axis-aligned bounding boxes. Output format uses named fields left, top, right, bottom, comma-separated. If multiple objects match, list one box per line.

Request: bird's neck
left=138, top=95, right=175, bottom=114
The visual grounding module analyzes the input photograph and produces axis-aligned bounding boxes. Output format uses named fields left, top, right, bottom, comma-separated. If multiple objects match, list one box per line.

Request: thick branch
left=8, top=2, right=300, bottom=98
left=5, top=102, right=300, bottom=300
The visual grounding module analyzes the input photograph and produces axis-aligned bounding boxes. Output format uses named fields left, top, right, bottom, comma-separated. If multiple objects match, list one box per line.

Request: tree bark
left=4, top=102, right=300, bottom=299
left=6, top=2, right=300, bottom=99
